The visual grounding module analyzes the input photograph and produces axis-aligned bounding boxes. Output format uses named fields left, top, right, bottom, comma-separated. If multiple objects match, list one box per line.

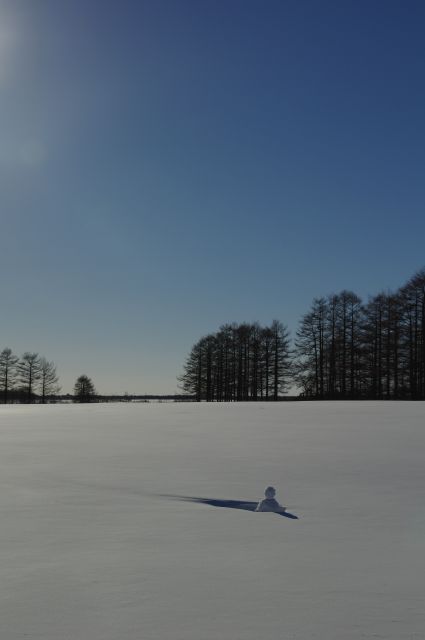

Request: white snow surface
left=0, top=401, right=424, bottom=640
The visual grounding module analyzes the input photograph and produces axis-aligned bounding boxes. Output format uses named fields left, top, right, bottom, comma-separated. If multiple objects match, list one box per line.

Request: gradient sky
left=1, top=0, right=424, bottom=394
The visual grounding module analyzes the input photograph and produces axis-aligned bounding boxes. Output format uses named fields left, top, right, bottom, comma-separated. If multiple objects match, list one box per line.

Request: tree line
left=179, top=320, right=291, bottom=401
left=295, top=269, right=425, bottom=399
left=3, top=269, right=424, bottom=403
left=0, top=349, right=60, bottom=403
left=0, top=348, right=99, bottom=404
left=180, top=268, right=425, bottom=401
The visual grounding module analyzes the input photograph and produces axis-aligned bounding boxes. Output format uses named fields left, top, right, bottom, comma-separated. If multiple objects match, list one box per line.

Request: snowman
left=255, top=486, right=286, bottom=513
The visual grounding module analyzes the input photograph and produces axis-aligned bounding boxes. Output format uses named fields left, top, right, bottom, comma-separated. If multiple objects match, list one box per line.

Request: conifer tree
left=73, top=375, right=97, bottom=403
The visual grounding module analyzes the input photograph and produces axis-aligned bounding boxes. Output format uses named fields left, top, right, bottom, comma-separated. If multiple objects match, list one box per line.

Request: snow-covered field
left=0, top=402, right=424, bottom=640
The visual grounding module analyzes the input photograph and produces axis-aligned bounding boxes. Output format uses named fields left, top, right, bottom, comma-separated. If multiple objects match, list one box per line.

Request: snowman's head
left=264, top=486, right=276, bottom=498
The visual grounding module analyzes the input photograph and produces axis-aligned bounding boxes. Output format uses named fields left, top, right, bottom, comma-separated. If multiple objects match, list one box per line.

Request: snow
left=0, top=401, right=424, bottom=639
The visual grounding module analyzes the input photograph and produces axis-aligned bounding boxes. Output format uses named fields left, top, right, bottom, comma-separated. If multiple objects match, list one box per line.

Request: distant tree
left=17, top=352, right=41, bottom=402
left=178, top=340, right=203, bottom=401
left=295, top=298, right=327, bottom=397
left=399, top=269, right=425, bottom=399
left=39, top=358, right=61, bottom=403
left=270, top=320, right=292, bottom=400
left=344, top=292, right=363, bottom=398
left=360, top=291, right=405, bottom=399
left=327, top=291, right=364, bottom=398
left=259, top=326, right=274, bottom=399
left=73, top=375, right=97, bottom=403
left=0, top=348, right=19, bottom=403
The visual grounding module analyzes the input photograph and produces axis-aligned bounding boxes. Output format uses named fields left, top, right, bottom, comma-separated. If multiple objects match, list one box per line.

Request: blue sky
left=1, top=0, right=424, bottom=394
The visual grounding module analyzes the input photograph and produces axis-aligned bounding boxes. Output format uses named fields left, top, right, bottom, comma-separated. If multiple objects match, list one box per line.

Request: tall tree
left=361, top=292, right=403, bottom=399
left=178, top=340, right=204, bottom=401
left=295, top=298, right=327, bottom=397
left=0, top=348, right=19, bottom=403
left=17, top=352, right=41, bottom=402
left=260, top=326, right=274, bottom=399
left=346, top=292, right=363, bottom=398
left=39, top=358, right=60, bottom=403
left=270, top=320, right=291, bottom=400
left=399, top=269, right=425, bottom=399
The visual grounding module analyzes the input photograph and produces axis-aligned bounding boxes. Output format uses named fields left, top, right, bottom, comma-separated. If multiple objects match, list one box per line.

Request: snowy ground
left=0, top=401, right=424, bottom=640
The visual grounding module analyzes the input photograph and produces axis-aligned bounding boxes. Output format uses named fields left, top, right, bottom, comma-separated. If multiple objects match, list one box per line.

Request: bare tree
left=399, top=269, right=425, bottom=399
left=39, top=358, right=60, bottom=403
left=295, top=298, right=327, bottom=397
left=18, top=353, right=41, bottom=402
left=270, top=320, right=291, bottom=400
left=0, top=348, right=19, bottom=403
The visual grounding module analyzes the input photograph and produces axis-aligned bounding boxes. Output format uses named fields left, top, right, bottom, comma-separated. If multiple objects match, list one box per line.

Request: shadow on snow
left=161, top=495, right=298, bottom=519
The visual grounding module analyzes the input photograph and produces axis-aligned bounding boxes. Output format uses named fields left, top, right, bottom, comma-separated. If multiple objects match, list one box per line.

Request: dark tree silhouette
left=39, top=358, right=61, bottom=403
left=361, top=292, right=402, bottom=399
left=399, top=269, right=425, bottom=399
left=0, top=348, right=19, bottom=403
left=270, top=320, right=291, bottom=400
left=74, top=375, right=97, bottom=402
left=295, top=294, right=365, bottom=398
left=17, top=352, right=41, bottom=402
left=180, top=322, right=291, bottom=401
left=294, top=270, right=425, bottom=400
left=294, top=298, right=327, bottom=397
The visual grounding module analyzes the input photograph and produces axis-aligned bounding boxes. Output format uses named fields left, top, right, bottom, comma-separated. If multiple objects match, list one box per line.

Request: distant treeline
left=180, top=268, right=425, bottom=401
left=3, top=269, right=424, bottom=403
left=0, top=350, right=60, bottom=403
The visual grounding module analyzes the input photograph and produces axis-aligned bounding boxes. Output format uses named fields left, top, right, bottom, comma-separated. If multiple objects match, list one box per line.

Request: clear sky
left=1, top=0, right=424, bottom=394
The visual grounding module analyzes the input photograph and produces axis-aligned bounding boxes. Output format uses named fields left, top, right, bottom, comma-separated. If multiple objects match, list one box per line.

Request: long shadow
left=162, top=495, right=298, bottom=519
